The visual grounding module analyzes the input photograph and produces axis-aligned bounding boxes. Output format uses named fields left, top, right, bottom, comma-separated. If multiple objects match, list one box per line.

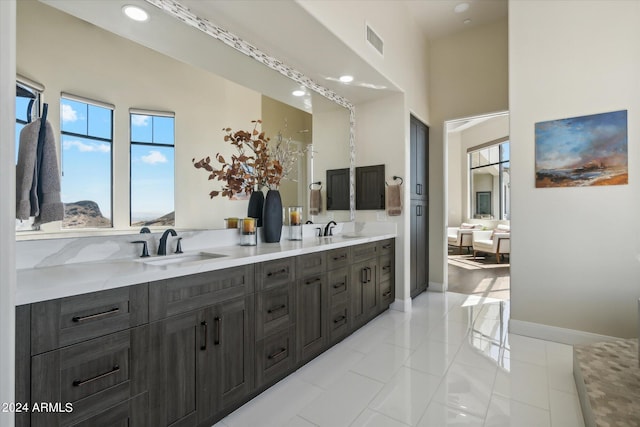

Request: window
left=469, top=141, right=510, bottom=220
left=60, top=94, right=114, bottom=228
left=129, top=110, right=175, bottom=226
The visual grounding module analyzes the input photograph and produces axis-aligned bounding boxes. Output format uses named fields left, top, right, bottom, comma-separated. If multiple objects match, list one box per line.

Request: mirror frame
left=147, top=0, right=356, bottom=221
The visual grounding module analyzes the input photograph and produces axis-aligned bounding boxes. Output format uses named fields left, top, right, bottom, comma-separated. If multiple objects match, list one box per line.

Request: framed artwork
left=535, top=110, right=628, bottom=187
left=476, top=191, right=491, bottom=215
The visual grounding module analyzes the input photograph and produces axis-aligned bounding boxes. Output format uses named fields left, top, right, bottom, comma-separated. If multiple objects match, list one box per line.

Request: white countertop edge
left=17, top=233, right=396, bottom=305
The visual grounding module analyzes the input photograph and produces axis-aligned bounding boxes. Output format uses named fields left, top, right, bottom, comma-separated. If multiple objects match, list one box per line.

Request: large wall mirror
left=16, top=0, right=353, bottom=240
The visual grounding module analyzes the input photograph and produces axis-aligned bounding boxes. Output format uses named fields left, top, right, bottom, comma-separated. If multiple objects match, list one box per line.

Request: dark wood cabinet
left=410, top=115, right=429, bottom=297
left=355, top=164, right=385, bottom=210
left=326, top=168, right=350, bottom=210
left=351, top=258, right=378, bottom=328
left=16, top=241, right=395, bottom=427
left=410, top=200, right=428, bottom=297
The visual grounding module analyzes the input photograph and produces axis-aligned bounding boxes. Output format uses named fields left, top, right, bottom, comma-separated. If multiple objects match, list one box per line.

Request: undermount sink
left=140, top=252, right=227, bottom=267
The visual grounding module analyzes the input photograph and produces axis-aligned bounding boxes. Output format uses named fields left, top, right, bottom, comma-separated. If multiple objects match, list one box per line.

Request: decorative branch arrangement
left=193, top=119, right=307, bottom=199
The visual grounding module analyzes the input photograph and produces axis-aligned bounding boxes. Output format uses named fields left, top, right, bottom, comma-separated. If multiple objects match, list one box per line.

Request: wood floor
left=447, top=247, right=510, bottom=300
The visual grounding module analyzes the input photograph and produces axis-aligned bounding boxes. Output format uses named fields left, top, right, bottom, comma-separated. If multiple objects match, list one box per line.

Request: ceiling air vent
left=366, top=24, right=384, bottom=56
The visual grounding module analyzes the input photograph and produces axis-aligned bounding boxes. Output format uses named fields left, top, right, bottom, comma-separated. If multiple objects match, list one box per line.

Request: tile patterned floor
left=214, top=292, right=585, bottom=427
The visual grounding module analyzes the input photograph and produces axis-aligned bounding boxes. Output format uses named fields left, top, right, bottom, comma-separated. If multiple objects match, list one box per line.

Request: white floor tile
left=432, top=361, right=496, bottom=418
left=506, top=334, right=547, bottom=367
left=545, top=342, right=577, bottom=395
left=350, top=342, right=412, bottom=383
left=342, top=322, right=391, bottom=355
left=404, top=339, right=460, bottom=376
left=426, top=319, right=471, bottom=346
left=284, top=416, right=318, bottom=427
left=296, top=345, right=365, bottom=390
left=368, top=366, right=441, bottom=425
left=417, top=400, right=484, bottom=427
left=298, top=371, right=384, bottom=427
left=549, top=389, right=585, bottom=427
left=350, top=409, right=411, bottom=427
left=454, top=338, right=501, bottom=374
left=504, top=359, right=550, bottom=410
left=383, top=318, right=432, bottom=350
left=485, top=395, right=551, bottom=427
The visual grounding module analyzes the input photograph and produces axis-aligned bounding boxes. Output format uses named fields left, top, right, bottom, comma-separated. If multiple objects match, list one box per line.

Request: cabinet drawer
left=30, top=284, right=148, bottom=355
left=352, top=242, right=378, bottom=263
left=378, top=239, right=394, bottom=256
left=328, top=303, right=350, bottom=344
left=256, top=258, right=295, bottom=291
left=149, top=265, right=253, bottom=321
left=327, top=247, right=350, bottom=271
left=379, top=280, right=394, bottom=310
left=328, top=267, right=349, bottom=305
left=31, top=326, right=147, bottom=427
left=255, top=327, right=296, bottom=388
left=297, top=252, right=326, bottom=277
left=256, top=283, right=295, bottom=340
left=379, top=255, right=393, bottom=283
left=69, top=392, right=148, bottom=427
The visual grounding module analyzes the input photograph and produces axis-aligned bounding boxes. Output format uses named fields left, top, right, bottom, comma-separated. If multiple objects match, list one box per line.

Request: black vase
left=247, top=189, right=264, bottom=227
left=262, top=189, right=283, bottom=243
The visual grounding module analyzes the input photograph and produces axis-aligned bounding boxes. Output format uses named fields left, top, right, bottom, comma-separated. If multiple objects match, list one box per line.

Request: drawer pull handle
left=383, top=290, right=392, bottom=297
left=382, top=265, right=390, bottom=271
left=332, top=254, right=346, bottom=261
left=73, top=365, right=120, bottom=387
left=305, top=277, right=321, bottom=285
left=200, top=321, right=208, bottom=350
left=267, top=304, right=286, bottom=314
left=72, top=307, right=120, bottom=323
left=267, top=268, right=287, bottom=277
left=333, top=282, right=345, bottom=289
left=382, top=244, right=392, bottom=249
left=214, top=316, right=221, bottom=346
left=333, top=315, right=346, bottom=324
left=267, top=347, right=287, bottom=360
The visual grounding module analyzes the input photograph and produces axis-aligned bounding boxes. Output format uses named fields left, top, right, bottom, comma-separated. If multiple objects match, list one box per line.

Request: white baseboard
left=390, top=297, right=412, bottom=312
left=428, top=281, right=445, bottom=292
left=509, top=319, right=619, bottom=345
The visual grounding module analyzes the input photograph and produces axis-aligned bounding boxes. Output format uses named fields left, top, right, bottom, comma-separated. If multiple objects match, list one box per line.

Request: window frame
left=468, top=140, right=510, bottom=220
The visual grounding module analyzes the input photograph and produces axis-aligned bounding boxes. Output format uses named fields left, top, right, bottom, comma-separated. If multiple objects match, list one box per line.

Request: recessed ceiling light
left=122, top=5, right=149, bottom=22
left=454, top=3, right=470, bottom=13
left=463, top=19, right=472, bottom=24
left=339, top=75, right=354, bottom=83
left=292, top=90, right=306, bottom=97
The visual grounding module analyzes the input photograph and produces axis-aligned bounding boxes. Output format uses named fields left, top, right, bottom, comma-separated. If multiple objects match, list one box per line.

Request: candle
left=226, top=217, right=239, bottom=229
left=290, top=210, right=301, bottom=226
left=243, top=218, right=255, bottom=234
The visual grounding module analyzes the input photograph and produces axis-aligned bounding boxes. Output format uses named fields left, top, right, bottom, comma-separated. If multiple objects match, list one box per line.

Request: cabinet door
left=410, top=115, right=429, bottom=201
left=148, top=309, right=215, bottom=427
left=297, top=273, right=328, bottom=363
left=355, top=165, right=385, bottom=210
left=350, top=259, right=378, bottom=328
left=410, top=200, right=428, bottom=298
left=326, top=168, right=350, bottom=210
left=214, top=295, right=254, bottom=412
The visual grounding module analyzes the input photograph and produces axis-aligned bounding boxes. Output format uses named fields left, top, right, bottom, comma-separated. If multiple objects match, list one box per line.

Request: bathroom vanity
left=14, top=232, right=395, bottom=427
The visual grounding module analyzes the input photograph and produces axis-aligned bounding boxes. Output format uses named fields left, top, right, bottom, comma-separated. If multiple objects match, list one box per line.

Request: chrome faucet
left=324, top=221, right=337, bottom=236
left=158, top=229, right=177, bottom=255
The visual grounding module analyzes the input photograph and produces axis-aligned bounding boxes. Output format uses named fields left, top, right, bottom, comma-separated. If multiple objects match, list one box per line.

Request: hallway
left=447, top=248, right=510, bottom=300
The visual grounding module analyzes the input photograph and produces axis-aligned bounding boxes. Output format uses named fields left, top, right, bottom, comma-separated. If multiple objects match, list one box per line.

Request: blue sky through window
left=61, top=98, right=112, bottom=223
left=130, top=114, right=175, bottom=224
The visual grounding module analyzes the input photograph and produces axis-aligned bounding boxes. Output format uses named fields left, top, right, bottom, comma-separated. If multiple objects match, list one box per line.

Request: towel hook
left=385, top=176, right=403, bottom=186
left=309, top=181, right=322, bottom=190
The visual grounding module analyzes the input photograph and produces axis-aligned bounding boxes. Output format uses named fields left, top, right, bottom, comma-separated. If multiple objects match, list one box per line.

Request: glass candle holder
left=225, top=217, right=239, bottom=229
left=240, top=217, right=257, bottom=246
left=288, top=206, right=302, bottom=241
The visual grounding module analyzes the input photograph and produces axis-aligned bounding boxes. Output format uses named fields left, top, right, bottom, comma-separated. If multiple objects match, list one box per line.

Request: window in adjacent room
left=129, top=109, right=175, bottom=227
left=60, top=93, right=114, bottom=228
left=469, top=140, right=510, bottom=220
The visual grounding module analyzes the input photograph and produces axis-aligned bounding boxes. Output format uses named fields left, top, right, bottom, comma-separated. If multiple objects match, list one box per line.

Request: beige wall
left=430, top=18, right=509, bottom=287
left=510, top=0, right=640, bottom=338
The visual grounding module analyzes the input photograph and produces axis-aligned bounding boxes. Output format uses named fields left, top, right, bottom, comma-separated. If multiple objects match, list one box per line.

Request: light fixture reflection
left=339, top=75, right=354, bottom=83
left=292, top=90, right=306, bottom=97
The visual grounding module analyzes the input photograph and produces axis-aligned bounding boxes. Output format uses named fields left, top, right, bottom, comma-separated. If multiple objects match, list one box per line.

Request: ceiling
left=405, top=0, right=508, bottom=40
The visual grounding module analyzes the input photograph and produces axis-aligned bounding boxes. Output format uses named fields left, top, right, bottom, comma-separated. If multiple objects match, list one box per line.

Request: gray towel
left=16, top=119, right=64, bottom=224
left=386, top=184, right=402, bottom=216
left=309, top=189, right=322, bottom=215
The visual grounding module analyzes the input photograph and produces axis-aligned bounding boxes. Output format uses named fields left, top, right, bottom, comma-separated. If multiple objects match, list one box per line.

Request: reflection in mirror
left=16, top=0, right=353, bottom=239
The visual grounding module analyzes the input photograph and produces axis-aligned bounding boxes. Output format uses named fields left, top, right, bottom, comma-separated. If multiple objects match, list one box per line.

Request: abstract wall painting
left=535, top=110, right=628, bottom=188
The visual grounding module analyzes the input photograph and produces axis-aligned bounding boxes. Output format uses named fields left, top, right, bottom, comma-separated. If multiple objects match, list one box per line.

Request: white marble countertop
left=17, top=232, right=396, bottom=305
